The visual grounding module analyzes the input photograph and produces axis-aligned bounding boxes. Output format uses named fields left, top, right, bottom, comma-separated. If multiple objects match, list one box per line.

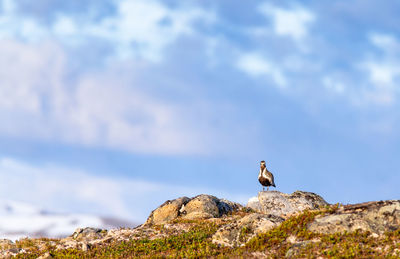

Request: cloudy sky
left=0, top=0, right=399, bottom=223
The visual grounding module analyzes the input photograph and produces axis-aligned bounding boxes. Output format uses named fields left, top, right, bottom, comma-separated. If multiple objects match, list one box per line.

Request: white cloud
left=236, top=53, right=287, bottom=87
left=322, top=76, right=345, bottom=94
left=0, top=0, right=215, bottom=62
left=86, top=0, right=215, bottom=61
left=369, top=33, right=400, bottom=53
left=361, top=61, right=400, bottom=86
left=0, top=39, right=247, bottom=155
left=63, top=74, right=203, bottom=154
left=360, top=33, right=400, bottom=87
left=0, top=40, right=64, bottom=115
left=259, top=4, right=315, bottom=41
left=0, top=158, right=248, bottom=222
left=0, top=40, right=185, bottom=153
left=353, top=33, right=400, bottom=105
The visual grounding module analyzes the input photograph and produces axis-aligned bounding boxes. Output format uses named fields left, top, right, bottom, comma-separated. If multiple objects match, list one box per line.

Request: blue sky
left=0, top=0, right=399, bottom=223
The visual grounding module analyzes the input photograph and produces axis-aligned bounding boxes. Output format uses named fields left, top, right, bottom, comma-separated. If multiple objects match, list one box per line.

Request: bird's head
left=260, top=160, right=266, bottom=169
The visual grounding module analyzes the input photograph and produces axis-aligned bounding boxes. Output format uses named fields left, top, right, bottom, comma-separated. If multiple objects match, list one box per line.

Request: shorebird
left=258, top=160, right=276, bottom=191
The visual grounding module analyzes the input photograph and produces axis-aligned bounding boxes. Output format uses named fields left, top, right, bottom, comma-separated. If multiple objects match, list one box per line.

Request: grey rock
left=1, top=248, right=22, bottom=258
left=212, top=213, right=284, bottom=247
left=285, top=240, right=315, bottom=258
left=308, top=200, right=400, bottom=235
left=72, top=227, right=105, bottom=240
left=247, top=191, right=328, bottom=216
left=218, top=199, right=242, bottom=216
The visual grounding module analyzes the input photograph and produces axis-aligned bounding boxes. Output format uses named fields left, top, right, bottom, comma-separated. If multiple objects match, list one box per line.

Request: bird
left=258, top=160, right=276, bottom=191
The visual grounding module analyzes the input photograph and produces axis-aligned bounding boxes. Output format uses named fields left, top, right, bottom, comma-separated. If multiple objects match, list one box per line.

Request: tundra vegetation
left=8, top=205, right=400, bottom=258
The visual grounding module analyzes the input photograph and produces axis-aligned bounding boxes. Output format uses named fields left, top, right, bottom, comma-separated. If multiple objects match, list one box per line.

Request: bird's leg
left=267, top=187, right=269, bottom=191
left=262, top=187, right=265, bottom=191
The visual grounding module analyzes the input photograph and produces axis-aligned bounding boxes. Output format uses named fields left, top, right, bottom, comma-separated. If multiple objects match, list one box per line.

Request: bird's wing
left=266, top=170, right=274, bottom=182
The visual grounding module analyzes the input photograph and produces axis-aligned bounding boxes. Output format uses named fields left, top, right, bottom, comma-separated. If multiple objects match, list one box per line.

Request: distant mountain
left=0, top=200, right=136, bottom=240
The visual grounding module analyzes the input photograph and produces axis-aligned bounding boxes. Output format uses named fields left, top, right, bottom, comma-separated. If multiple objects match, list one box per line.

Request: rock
left=145, top=195, right=242, bottom=225
left=71, top=227, right=105, bottom=241
left=212, top=213, right=284, bottom=247
left=145, top=197, right=190, bottom=225
left=308, top=200, right=400, bottom=235
left=285, top=240, right=316, bottom=258
left=180, top=195, right=219, bottom=219
left=247, top=191, right=328, bottom=216
left=81, top=242, right=90, bottom=251
left=218, top=199, right=242, bottom=215
left=0, top=239, right=15, bottom=250
left=57, top=239, right=79, bottom=250
left=249, top=251, right=270, bottom=258
left=0, top=248, right=23, bottom=258
left=0, top=193, right=398, bottom=257
left=37, top=252, right=53, bottom=259
left=181, top=195, right=235, bottom=220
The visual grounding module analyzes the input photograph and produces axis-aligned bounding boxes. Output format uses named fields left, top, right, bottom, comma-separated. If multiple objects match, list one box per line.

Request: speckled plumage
left=258, top=161, right=276, bottom=191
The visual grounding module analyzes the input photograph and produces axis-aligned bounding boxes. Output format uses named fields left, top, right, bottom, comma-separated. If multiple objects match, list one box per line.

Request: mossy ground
left=14, top=206, right=400, bottom=258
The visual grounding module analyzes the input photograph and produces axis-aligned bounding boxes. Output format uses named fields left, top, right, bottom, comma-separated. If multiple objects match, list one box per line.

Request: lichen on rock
left=212, top=213, right=284, bottom=247
left=247, top=190, right=328, bottom=217
left=308, top=200, right=400, bottom=235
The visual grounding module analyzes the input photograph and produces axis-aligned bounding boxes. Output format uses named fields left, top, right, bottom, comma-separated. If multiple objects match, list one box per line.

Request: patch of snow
left=247, top=197, right=259, bottom=203
left=0, top=200, right=134, bottom=240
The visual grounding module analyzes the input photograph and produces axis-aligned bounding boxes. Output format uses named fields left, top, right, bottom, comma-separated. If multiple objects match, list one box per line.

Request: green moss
left=238, top=226, right=253, bottom=243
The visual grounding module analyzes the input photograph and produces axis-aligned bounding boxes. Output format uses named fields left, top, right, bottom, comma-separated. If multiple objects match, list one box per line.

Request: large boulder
left=247, top=191, right=328, bottom=217
left=145, top=194, right=242, bottom=225
left=308, top=200, right=400, bottom=235
left=180, top=195, right=219, bottom=219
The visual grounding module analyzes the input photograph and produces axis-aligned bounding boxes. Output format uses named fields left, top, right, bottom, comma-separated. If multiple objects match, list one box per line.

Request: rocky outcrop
left=308, top=200, right=400, bottom=235
left=212, top=191, right=329, bottom=248
left=1, top=191, right=399, bottom=258
left=247, top=191, right=328, bottom=217
left=145, top=194, right=242, bottom=225
left=212, top=213, right=284, bottom=247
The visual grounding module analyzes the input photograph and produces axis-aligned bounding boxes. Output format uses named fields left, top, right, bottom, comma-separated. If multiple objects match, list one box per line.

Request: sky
left=0, top=0, right=399, bottom=224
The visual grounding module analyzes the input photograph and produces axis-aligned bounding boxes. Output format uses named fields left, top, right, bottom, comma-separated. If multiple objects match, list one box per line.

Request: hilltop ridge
left=0, top=191, right=399, bottom=258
